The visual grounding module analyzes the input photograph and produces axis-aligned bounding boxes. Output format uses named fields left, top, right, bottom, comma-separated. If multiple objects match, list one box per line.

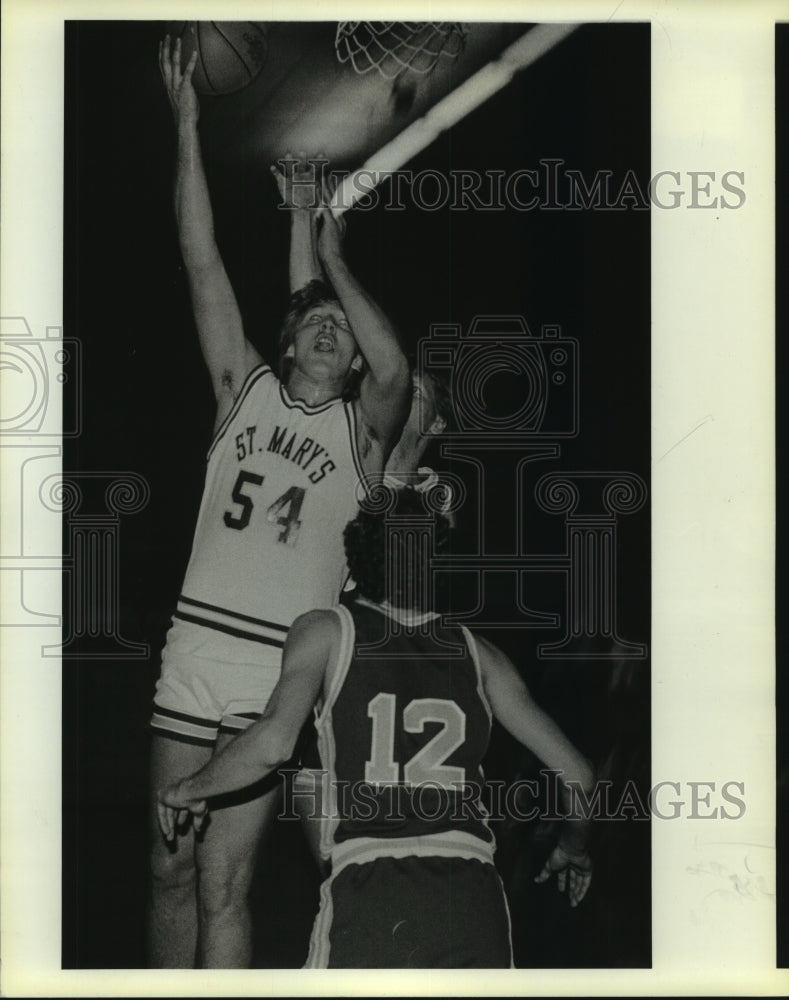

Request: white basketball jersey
left=175, top=365, right=366, bottom=653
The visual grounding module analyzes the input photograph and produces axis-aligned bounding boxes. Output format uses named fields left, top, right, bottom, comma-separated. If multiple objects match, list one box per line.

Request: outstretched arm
left=271, top=153, right=325, bottom=292
left=476, top=635, right=595, bottom=906
left=157, top=610, right=336, bottom=840
left=316, top=205, right=410, bottom=472
left=160, top=35, right=262, bottom=426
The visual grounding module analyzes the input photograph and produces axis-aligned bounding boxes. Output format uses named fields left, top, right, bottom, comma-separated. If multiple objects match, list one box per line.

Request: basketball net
left=331, top=23, right=580, bottom=217
left=335, top=22, right=467, bottom=80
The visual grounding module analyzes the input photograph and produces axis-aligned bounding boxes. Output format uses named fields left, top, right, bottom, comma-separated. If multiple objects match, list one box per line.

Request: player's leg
left=194, top=730, right=283, bottom=968
left=148, top=631, right=224, bottom=967
left=147, top=732, right=213, bottom=968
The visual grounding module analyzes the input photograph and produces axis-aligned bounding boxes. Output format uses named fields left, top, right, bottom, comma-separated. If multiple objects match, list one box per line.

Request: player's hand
left=159, top=34, right=200, bottom=128
left=157, top=780, right=208, bottom=841
left=534, top=843, right=593, bottom=907
left=270, top=152, right=325, bottom=210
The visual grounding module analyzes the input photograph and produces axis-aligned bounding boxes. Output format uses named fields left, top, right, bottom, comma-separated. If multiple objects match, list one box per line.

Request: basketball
left=167, top=22, right=268, bottom=96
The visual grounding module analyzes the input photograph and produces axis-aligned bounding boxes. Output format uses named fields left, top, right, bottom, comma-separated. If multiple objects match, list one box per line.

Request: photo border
left=1, top=0, right=782, bottom=995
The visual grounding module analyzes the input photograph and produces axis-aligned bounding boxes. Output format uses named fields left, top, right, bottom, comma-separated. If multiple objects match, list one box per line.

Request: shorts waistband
left=330, top=831, right=495, bottom=876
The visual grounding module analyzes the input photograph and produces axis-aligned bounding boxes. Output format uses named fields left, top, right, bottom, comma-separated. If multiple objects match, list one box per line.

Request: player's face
left=291, top=300, right=359, bottom=377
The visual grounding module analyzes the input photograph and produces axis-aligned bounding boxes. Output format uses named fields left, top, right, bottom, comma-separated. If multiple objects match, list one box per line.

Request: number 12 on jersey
left=223, top=470, right=305, bottom=545
left=365, top=693, right=467, bottom=787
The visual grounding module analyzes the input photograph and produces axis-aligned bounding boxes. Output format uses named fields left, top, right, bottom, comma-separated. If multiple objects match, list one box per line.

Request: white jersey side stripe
left=318, top=604, right=355, bottom=721
left=304, top=875, right=334, bottom=968
left=343, top=402, right=370, bottom=499
left=458, top=626, right=494, bottom=828
left=461, top=626, right=493, bottom=725
left=316, top=604, right=355, bottom=860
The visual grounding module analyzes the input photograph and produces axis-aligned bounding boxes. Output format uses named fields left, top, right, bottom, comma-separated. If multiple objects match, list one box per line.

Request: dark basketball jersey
left=314, top=598, right=495, bottom=864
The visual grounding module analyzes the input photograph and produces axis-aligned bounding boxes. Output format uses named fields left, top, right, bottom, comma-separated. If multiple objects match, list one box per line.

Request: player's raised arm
left=159, top=35, right=262, bottom=422
left=316, top=203, right=410, bottom=470
left=271, top=153, right=327, bottom=293
left=156, top=610, right=337, bottom=839
left=475, top=634, right=595, bottom=906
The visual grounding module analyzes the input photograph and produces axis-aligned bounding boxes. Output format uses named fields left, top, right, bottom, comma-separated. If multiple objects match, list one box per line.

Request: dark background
left=63, top=21, right=651, bottom=969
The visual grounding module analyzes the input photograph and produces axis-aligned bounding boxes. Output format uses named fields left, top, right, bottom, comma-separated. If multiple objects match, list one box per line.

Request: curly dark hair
left=277, top=279, right=364, bottom=398
left=343, top=486, right=452, bottom=610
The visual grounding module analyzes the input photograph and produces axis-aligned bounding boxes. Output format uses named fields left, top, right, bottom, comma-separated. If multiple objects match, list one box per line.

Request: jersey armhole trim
left=344, top=402, right=370, bottom=499
left=460, top=626, right=493, bottom=725
left=315, top=604, right=355, bottom=728
left=207, top=363, right=273, bottom=460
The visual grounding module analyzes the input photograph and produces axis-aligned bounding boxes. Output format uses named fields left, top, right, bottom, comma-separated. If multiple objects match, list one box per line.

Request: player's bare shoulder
left=469, top=631, right=518, bottom=690
left=470, top=631, right=506, bottom=665
left=289, top=607, right=341, bottom=634
left=285, top=607, right=344, bottom=662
